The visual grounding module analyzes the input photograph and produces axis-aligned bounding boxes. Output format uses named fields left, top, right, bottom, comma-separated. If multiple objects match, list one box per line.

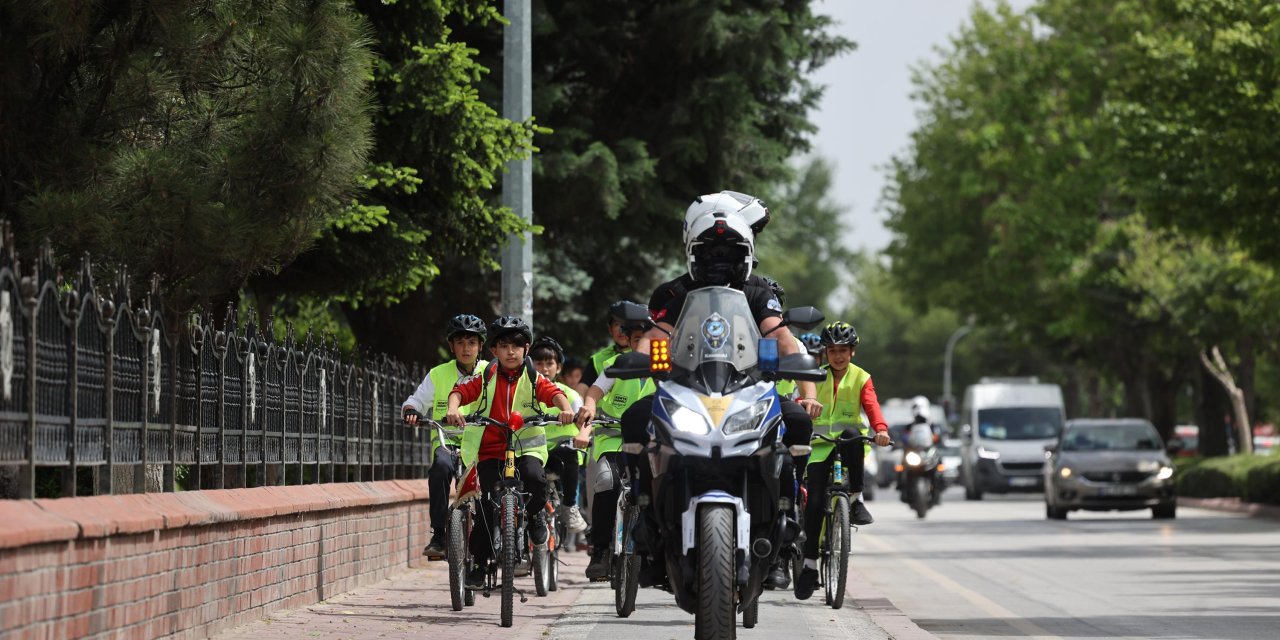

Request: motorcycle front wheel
left=696, top=504, right=737, bottom=640
left=914, top=477, right=930, bottom=519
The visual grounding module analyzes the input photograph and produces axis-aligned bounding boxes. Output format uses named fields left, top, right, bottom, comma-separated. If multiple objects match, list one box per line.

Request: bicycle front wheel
left=500, top=491, right=519, bottom=627
left=824, top=495, right=850, bottom=609
left=447, top=506, right=467, bottom=611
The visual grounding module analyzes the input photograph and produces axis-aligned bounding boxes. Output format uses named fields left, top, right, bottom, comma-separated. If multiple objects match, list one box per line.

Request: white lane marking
left=862, top=531, right=1063, bottom=640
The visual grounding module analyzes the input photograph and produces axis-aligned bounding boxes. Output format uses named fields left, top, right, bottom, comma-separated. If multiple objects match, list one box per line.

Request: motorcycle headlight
left=721, top=397, right=773, bottom=435
left=659, top=396, right=710, bottom=435
left=904, top=451, right=923, bottom=467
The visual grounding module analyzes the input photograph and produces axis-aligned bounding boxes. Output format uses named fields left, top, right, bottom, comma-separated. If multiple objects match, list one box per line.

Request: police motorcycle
left=607, top=288, right=824, bottom=640
left=899, top=422, right=943, bottom=519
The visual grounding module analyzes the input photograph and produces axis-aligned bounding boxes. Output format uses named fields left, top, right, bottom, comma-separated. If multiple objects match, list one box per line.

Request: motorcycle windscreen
left=667, top=287, right=762, bottom=389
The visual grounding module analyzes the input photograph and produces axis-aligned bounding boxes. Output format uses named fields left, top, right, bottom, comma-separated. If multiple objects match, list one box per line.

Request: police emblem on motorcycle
left=702, top=313, right=731, bottom=350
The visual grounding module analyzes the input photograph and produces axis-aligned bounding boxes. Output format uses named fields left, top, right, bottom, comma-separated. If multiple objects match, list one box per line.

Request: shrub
left=1176, top=455, right=1280, bottom=504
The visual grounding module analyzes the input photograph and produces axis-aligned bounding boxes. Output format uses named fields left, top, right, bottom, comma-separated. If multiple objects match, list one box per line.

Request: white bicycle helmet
left=683, top=191, right=770, bottom=245
left=685, top=210, right=756, bottom=286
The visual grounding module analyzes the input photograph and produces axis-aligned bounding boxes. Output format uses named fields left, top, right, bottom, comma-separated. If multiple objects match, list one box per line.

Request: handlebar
left=813, top=433, right=891, bottom=446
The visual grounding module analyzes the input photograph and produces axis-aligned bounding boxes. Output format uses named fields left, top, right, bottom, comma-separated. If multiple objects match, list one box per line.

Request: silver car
left=1044, top=418, right=1177, bottom=520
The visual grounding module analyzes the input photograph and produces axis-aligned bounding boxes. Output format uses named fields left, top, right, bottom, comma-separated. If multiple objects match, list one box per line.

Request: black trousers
left=427, top=448, right=457, bottom=534
left=470, top=456, right=547, bottom=563
left=802, top=439, right=865, bottom=559
left=544, top=446, right=581, bottom=507
left=589, top=452, right=623, bottom=550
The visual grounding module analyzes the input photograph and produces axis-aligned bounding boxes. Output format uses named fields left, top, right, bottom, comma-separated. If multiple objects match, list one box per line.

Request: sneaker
left=529, top=513, right=549, bottom=547
left=851, top=500, right=875, bottom=526
left=794, top=567, right=820, bottom=601
left=563, top=505, right=588, bottom=534
left=465, top=565, right=487, bottom=590
left=422, top=534, right=446, bottom=560
left=765, top=561, right=791, bottom=590
left=585, top=552, right=609, bottom=581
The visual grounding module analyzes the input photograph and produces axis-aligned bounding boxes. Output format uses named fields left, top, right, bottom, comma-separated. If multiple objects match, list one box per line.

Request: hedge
left=1175, top=454, right=1280, bottom=505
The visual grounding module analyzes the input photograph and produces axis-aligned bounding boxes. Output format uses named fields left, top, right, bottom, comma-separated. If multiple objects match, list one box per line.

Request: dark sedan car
left=1044, top=418, right=1177, bottom=520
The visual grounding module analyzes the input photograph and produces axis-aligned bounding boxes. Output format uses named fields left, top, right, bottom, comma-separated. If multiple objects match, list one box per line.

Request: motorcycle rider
left=573, top=304, right=656, bottom=580
left=900, top=395, right=942, bottom=505
left=445, top=317, right=576, bottom=590
left=401, top=314, right=488, bottom=559
left=530, top=336, right=588, bottom=535
left=620, top=193, right=819, bottom=585
left=794, top=321, right=891, bottom=601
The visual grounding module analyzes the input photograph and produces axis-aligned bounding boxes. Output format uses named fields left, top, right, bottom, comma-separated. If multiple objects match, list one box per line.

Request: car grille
left=1000, top=462, right=1043, bottom=472
left=1082, top=471, right=1151, bottom=483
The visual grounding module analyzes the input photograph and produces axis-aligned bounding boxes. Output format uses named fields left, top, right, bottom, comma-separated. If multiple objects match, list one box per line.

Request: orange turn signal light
left=651, top=339, right=672, bottom=372
left=895, top=465, right=904, bottom=473
left=937, top=464, right=946, bottom=472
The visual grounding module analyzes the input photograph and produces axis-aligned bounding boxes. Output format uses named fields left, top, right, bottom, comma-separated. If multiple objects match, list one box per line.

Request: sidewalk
left=1179, top=496, right=1280, bottom=519
left=215, top=553, right=592, bottom=640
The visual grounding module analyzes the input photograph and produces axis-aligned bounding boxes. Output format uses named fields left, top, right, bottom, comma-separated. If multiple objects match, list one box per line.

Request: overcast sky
left=808, top=0, right=1035, bottom=256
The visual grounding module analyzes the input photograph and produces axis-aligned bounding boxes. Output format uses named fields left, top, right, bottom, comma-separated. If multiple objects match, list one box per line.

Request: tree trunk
left=1236, top=335, right=1256, bottom=433
left=1146, top=372, right=1178, bottom=444
left=1197, top=365, right=1230, bottom=457
left=1199, top=346, right=1252, bottom=455
left=1122, top=359, right=1150, bottom=420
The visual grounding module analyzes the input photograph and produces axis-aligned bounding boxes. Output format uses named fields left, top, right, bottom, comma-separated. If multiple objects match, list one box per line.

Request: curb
left=1178, top=496, right=1280, bottom=520
left=847, top=567, right=941, bottom=640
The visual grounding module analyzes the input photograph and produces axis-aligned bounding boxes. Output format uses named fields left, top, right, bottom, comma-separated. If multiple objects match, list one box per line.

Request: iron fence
left=0, top=225, right=428, bottom=498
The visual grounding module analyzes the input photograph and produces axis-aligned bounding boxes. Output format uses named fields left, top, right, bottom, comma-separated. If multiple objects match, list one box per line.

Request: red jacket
left=452, top=367, right=565, bottom=462
left=860, top=378, right=889, bottom=434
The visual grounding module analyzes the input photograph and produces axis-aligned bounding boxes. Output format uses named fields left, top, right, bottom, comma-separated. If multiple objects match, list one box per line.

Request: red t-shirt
left=859, top=378, right=890, bottom=434
left=452, top=366, right=565, bottom=462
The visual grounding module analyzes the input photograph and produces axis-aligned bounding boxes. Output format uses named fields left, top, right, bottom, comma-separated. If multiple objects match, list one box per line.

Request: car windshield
left=976, top=407, right=1062, bottom=441
left=666, top=286, right=761, bottom=394
left=1063, top=423, right=1162, bottom=451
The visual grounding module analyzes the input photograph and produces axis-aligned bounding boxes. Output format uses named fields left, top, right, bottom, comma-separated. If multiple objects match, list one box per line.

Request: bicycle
left=542, top=437, right=585, bottom=595
left=804, top=432, right=882, bottom=610
left=599, top=417, right=645, bottom=618
left=465, top=415, right=559, bottom=627
left=406, top=410, right=475, bottom=612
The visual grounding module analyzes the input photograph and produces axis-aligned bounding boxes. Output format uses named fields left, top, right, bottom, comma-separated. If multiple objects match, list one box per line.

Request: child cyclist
left=529, top=336, right=588, bottom=535
left=794, top=321, right=892, bottom=601
left=402, top=314, right=488, bottom=559
left=575, top=301, right=642, bottom=396
left=446, top=317, right=576, bottom=590
left=573, top=301, right=655, bottom=580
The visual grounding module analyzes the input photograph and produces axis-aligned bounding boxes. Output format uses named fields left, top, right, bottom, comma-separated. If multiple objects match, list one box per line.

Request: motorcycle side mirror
left=767, top=353, right=826, bottom=382
left=604, top=351, right=660, bottom=380
left=782, top=306, right=824, bottom=330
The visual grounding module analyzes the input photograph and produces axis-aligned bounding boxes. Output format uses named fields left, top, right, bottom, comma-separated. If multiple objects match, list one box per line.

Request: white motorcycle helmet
left=683, top=191, right=770, bottom=246
left=909, top=395, right=934, bottom=448
left=685, top=210, right=756, bottom=287
left=911, top=395, right=931, bottom=420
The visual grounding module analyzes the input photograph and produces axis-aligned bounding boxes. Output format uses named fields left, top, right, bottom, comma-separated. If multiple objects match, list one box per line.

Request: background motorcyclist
left=900, top=395, right=943, bottom=506
left=401, top=314, right=488, bottom=559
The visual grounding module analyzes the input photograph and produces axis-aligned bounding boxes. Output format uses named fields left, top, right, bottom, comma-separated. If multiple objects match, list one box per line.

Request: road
left=855, top=487, right=1280, bottom=640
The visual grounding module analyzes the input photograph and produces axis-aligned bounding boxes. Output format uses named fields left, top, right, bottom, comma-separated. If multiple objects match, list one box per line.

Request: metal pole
left=500, top=0, right=533, bottom=325
left=943, top=317, right=975, bottom=423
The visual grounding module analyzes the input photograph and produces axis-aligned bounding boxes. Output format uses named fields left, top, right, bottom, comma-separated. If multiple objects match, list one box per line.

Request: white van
left=959, top=377, right=1065, bottom=499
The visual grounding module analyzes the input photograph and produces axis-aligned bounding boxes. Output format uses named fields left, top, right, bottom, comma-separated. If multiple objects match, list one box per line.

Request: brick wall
left=0, top=481, right=430, bottom=639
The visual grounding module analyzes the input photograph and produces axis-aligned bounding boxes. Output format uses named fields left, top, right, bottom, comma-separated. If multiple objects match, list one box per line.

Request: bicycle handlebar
left=813, top=432, right=891, bottom=446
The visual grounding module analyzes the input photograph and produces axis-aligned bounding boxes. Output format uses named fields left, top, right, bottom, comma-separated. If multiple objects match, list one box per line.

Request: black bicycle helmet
left=799, top=332, right=823, bottom=355
left=488, top=316, right=533, bottom=346
left=614, top=300, right=650, bottom=332
left=530, top=336, right=566, bottom=364
left=820, top=321, right=859, bottom=348
left=445, top=314, right=487, bottom=342
left=760, top=275, right=786, bottom=307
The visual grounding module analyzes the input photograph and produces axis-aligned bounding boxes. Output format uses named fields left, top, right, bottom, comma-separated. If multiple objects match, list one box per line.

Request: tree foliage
left=1, top=0, right=376, bottom=312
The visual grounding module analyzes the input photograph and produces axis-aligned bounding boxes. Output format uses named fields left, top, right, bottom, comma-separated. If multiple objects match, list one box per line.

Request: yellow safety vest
left=460, top=360, right=550, bottom=467
left=809, top=364, right=871, bottom=464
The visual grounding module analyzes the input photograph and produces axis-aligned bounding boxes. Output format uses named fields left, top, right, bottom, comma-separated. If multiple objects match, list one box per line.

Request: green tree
left=1110, top=0, right=1280, bottom=262
left=1, top=0, right=376, bottom=312
left=293, top=0, right=855, bottom=362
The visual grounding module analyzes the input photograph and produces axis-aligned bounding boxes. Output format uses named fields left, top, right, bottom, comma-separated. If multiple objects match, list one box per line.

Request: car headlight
left=659, top=397, right=710, bottom=435
left=1059, top=466, right=1072, bottom=479
left=904, top=451, right=923, bottom=467
left=977, top=447, right=1000, bottom=460
left=1156, top=466, right=1174, bottom=481
left=721, top=397, right=773, bottom=435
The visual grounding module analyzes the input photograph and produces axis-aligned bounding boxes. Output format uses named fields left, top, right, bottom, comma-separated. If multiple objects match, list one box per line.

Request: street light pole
left=500, top=0, right=533, bottom=325
left=943, top=317, right=975, bottom=422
